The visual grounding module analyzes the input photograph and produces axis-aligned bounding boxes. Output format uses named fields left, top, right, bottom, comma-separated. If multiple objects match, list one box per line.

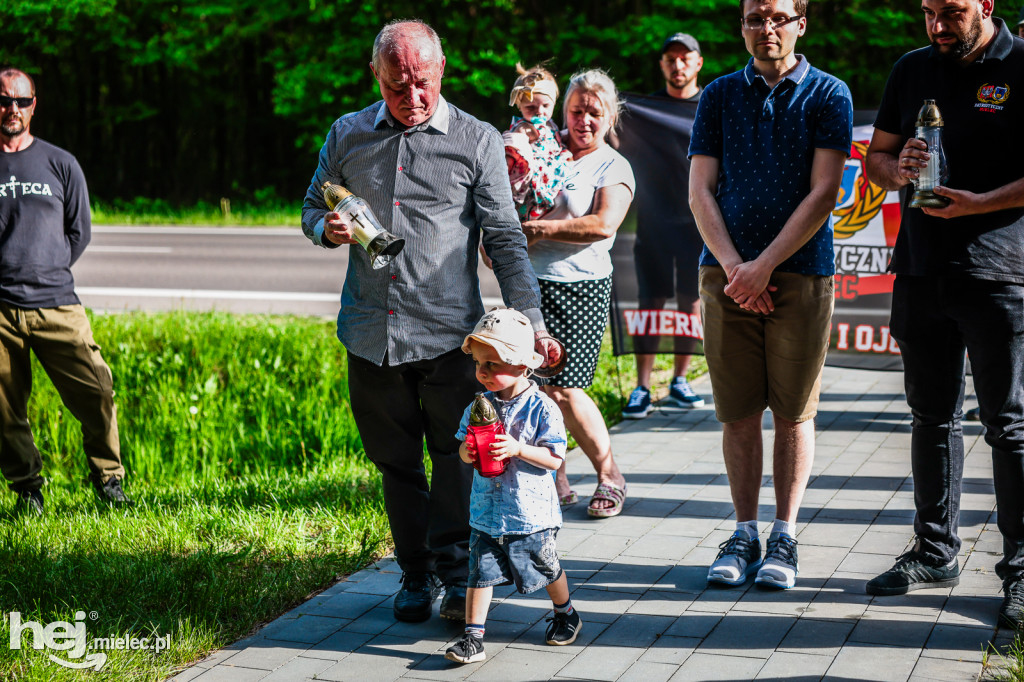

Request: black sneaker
left=439, top=583, right=467, bottom=621
left=14, top=489, right=44, bottom=516
left=545, top=609, right=582, bottom=646
left=1000, top=577, right=1024, bottom=630
left=866, top=550, right=960, bottom=596
left=393, top=572, right=440, bottom=622
left=444, top=633, right=485, bottom=664
left=94, top=477, right=134, bottom=507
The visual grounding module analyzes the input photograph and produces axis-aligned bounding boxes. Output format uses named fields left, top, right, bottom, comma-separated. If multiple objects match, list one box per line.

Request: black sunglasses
left=0, top=95, right=35, bottom=108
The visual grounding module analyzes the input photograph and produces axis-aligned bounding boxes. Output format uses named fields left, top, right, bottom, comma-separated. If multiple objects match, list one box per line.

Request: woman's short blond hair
left=562, top=69, right=623, bottom=136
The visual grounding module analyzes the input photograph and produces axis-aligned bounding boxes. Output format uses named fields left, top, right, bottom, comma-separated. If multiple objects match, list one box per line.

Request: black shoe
left=393, top=572, right=440, bottom=622
left=965, top=406, right=981, bottom=422
left=866, top=550, right=959, bottom=596
left=94, top=477, right=134, bottom=507
left=545, top=609, right=582, bottom=645
left=1000, top=577, right=1024, bottom=630
left=14, top=489, right=44, bottom=516
left=439, top=584, right=467, bottom=621
left=444, top=633, right=485, bottom=664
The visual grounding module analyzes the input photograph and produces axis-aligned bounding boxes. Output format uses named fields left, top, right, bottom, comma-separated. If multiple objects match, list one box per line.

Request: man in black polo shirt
left=863, top=0, right=1024, bottom=629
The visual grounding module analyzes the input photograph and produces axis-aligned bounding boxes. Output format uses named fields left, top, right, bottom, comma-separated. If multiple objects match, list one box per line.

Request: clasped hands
left=724, top=258, right=777, bottom=315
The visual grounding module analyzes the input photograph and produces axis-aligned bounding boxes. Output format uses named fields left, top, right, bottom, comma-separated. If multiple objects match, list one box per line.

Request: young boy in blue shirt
left=445, top=308, right=582, bottom=665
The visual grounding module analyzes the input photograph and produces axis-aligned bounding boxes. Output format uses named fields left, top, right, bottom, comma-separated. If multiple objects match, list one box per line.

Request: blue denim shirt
left=689, top=56, right=853, bottom=276
left=455, top=381, right=567, bottom=536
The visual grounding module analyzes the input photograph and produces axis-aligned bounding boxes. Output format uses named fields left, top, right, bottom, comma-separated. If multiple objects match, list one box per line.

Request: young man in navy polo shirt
left=863, top=0, right=1024, bottom=630
left=688, top=0, right=852, bottom=590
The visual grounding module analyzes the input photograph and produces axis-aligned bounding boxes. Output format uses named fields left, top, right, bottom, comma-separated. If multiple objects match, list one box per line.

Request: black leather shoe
left=1000, top=577, right=1024, bottom=630
left=94, top=477, right=135, bottom=507
left=866, top=550, right=959, bottom=596
left=439, top=584, right=467, bottom=621
left=14, top=489, right=44, bottom=516
left=393, top=572, right=439, bottom=622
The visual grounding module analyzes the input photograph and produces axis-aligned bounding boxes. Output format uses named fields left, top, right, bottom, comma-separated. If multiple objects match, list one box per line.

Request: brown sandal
left=587, top=483, right=626, bottom=519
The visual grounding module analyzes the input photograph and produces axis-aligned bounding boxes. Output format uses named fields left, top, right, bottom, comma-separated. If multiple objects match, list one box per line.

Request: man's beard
left=1, top=117, right=25, bottom=137
left=931, top=12, right=983, bottom=60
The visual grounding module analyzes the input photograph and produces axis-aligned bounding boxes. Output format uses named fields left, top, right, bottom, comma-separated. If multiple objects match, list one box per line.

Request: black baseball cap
left=661, top=32, right=701, bottom=55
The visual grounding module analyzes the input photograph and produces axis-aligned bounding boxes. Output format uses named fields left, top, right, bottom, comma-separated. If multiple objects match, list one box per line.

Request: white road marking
left=77, top=287, right=504, bottom=309
left=92, top=226, right=298, bottom=236
left=88, top=246, right=174, bottom=253
left=77, top=287, right=339, bottom=302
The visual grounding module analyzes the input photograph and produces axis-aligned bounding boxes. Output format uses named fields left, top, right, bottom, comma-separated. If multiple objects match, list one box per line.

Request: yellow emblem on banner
left=833, top=141, right=886, bottom=240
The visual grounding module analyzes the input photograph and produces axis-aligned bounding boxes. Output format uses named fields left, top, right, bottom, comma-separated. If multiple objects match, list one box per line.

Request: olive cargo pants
left=0, top=303, right=124, bottom=491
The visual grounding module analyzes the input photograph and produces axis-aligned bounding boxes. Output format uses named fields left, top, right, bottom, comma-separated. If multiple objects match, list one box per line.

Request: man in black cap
left=622, top=32, right=707, bottom=420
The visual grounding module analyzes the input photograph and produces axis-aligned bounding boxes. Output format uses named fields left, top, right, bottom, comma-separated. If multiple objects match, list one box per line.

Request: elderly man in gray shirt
left=302, top=19, right=550, bottom=625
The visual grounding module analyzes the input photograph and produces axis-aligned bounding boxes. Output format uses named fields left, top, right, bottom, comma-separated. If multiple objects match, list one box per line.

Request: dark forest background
left=1, top=0, right=1013, bottom=206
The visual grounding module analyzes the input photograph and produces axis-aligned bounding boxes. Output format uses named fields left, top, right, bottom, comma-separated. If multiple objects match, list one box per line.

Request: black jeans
left=891, top=275, right=1024, bottom=580
left=347, top=348, right=479, bottom=585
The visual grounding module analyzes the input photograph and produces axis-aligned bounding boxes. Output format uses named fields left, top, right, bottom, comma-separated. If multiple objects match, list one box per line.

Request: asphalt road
left=73, top=226, right=506, bottom=317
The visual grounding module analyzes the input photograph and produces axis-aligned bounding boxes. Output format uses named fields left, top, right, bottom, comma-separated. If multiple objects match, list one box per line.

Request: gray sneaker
left=665, top=377, right=705, bottom=409
left=707, top=530, right=762, bottom=586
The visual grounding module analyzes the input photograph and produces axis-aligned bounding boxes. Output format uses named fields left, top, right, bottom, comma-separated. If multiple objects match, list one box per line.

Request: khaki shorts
left=699, top=266, right=833, bottom=423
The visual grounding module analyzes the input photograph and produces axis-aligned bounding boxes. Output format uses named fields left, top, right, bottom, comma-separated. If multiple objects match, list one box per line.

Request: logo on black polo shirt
left=976, top=83, right=1009, bottom=112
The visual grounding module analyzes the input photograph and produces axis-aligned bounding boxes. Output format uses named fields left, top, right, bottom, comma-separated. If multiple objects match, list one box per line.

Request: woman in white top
left=523, top=69, right=635, bottom=518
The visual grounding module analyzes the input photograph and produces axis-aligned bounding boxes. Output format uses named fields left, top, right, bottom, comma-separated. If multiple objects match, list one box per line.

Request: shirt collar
left=373, top=95, right=451, bottom=133
left=928, top=17, right=1014, bottom=63
left=743, top=54, right=810, bottom=90
left=491, top=380, right=539, bottom=410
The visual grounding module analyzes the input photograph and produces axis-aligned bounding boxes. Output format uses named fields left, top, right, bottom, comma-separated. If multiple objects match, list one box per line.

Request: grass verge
left=0, top=311, right=702, bottom=681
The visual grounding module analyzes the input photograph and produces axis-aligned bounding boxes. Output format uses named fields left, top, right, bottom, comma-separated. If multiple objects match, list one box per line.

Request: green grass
left=0, top=311, right=702, bottom=681
left=91, top=197, right=300, bottom=227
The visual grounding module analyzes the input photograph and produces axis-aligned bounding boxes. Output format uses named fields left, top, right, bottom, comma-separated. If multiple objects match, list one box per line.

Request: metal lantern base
left=909, top=190, right=951, bottom=209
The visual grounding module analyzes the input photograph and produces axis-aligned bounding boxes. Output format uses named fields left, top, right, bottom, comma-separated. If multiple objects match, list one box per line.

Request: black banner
left=610, top=95, right=903, bottom=371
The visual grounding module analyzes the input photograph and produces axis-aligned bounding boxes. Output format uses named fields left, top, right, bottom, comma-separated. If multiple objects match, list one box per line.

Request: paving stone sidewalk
left=172, top=366, right=1015, bottom=681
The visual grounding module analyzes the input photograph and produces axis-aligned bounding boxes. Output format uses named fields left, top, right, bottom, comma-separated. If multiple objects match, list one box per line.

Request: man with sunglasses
left=863, top=0, right=1024, bottom=630
left=0, top=67, right=132, bottom=514
left=302, top=21, right=550, bottom=625
left=688, top=0, right=852, bottom=590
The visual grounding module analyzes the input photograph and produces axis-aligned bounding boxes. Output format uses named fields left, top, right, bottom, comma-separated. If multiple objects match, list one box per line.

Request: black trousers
left=891, top=275, right=1024, bottom=582
left=347, top=348, right=479, bottom=585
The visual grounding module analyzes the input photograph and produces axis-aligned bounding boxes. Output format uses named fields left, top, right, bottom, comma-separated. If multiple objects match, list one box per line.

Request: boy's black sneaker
left=393, top=572, right=440, bottom=622
left=1000, top=577, right=1024, bottom=630
left=545, top=609, right=582, bottom=646
left=94, top=477, right=134, bottom=507
left=445, top=633, right=485, bottom=664
left=866, top=550, right=959, bottom=596
left=14, top=489, right=44, bottom=516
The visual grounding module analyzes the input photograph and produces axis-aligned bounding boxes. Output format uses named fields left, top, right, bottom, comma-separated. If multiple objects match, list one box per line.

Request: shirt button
left=389, top=310, right=395, bottom=315
left=394, top=201, right=400, bottom=206
left=398, top=166, right=404, bottom=171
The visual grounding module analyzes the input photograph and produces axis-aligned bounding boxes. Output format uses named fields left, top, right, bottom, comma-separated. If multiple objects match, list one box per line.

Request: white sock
left=738, top=520, right=759, bottom=540
left=771, top=519, right=793, bottom=538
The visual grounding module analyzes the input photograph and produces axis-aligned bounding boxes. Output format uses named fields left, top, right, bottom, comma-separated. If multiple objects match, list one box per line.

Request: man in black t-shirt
left=622, top=32, right=707, bottom=420
left=862, top=1, right=1024, bottom=629
left=0, top=67, right=132, bottom=514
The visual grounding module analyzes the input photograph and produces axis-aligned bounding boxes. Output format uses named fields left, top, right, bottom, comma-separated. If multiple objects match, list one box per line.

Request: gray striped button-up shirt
left=302, top=96, right=542, bottom=366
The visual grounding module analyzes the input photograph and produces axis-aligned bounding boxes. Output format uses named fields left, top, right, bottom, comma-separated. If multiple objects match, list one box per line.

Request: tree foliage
left=1, top=0, right=1010, bottom=204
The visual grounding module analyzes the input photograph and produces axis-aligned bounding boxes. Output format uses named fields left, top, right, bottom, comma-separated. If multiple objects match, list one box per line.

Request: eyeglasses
left=741, top=14, right=803, bottom=31
left=0, top=95, right=34, bottom=108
